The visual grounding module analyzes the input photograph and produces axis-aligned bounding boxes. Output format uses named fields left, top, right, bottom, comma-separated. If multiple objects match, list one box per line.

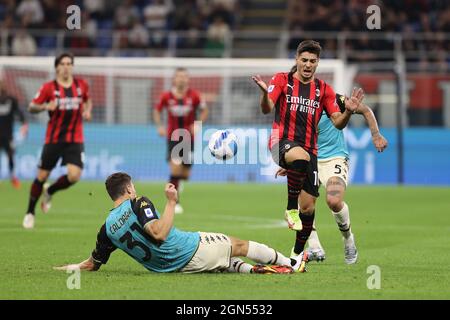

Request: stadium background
left=0, top=0, right=450, bottom=301
left=0, top=0, right=449, bottom=185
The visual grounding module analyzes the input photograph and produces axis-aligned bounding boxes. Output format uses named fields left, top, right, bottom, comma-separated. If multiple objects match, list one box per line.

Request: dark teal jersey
left=92, top=196, right=200, bottom=273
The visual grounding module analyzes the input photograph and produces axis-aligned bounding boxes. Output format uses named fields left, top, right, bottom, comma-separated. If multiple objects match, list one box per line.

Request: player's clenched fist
left=165, top=183, right=178, bottom=202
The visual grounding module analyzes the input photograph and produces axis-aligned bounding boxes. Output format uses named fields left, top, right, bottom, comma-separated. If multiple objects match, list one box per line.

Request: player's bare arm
left=28, top=100, right=57, bottom=113
left=144, top=183, right=177, bottom=241
left=82, top=98, right=93, bottom=122
left=355, top=103, right=388, bottom=152
left=153, top=108, right=166, bottom=137
left=53, top=256, right=96, bottom=271
left=330, top=88, right=364, bottom=129
left=252, top=75, right=274, bottom=114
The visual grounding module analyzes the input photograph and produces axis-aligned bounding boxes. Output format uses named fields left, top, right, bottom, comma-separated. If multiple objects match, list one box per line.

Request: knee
left=231, top=238, right=248, bottom=256
left=326, top=197, right=343, bottom=212
left=37, top=171, right=50, bottom=182
left=299, top=203, right=315, bottom=214
left=67, top=171, right=81, bottom=183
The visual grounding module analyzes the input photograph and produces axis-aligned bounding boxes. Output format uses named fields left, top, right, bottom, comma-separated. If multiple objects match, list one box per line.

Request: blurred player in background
left=153, top=68, right=208, bottom=214
left=22, top=53, right=92, bottom=229
left=54, top=172, right=307, bottom=274
left=0, top=80, right=28, bottom=189
left=277, top=95, right=388, bottom=264
left=252, top=40, right=363, bottom=260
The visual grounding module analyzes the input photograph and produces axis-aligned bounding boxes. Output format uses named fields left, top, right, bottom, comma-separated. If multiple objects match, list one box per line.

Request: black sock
left=294, top=211, right=315, bottom=255
left=287, top=170, right=304, bottom=210
left=286, top=159, right=308, bottom=210
left=48, top=175, right=73, bottom=195
left=27, top=179, right=45, bottom=214
left=7, top=153, right=14, bottom=173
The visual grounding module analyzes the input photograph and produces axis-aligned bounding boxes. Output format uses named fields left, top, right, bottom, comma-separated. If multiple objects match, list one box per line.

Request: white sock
left=332, top=202, right=352, bottom=239
left=227, top=257, right=253, bottom=273
left=247, top=241, right=291, bottom=266
left=307, top=230, right=323, bottom=251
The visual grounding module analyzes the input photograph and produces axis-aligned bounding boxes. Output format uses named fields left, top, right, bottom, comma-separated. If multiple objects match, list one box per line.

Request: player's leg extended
left=6, top=140, right=20, bottom=188
left=27, top=169, right=50, bottom=215
left=42, top=164, right=82, bottom=214
left=48, top=163, right=81, bottom=195
left=292, top=191, right=317, bottom=257
left=23, top=169, right=50, bottom=229
left=326, top=176, right=357, bottom=264
left=227, top=237, right=307, bottom=273
left=283, top=146, right=310, bottom=230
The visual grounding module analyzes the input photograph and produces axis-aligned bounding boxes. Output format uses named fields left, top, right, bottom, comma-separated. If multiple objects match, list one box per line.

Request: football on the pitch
left=208, top=130, right=238, bottom=160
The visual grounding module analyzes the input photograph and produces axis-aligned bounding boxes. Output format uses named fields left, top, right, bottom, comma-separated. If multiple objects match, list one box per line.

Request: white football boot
left=344, top=234, right=358, bottom=264
left=22, top=213, right=35, bottom=229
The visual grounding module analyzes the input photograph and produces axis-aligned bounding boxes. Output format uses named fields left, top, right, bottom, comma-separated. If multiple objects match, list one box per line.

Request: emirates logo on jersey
left=287, top=95, right=319, bottom=115
left=57, top=97, right=82, bottom=110
left=168, top=98, right=193, bottom=117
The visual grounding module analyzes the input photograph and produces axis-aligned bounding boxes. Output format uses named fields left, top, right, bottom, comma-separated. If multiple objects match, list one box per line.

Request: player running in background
left=0, top=80, right=28, bottom=189
left=54, top=172, right=307, bottom=274
left=22, top=52, right=92, bottom=229
left=276, top=94, right=388, bottom=264
left=153, top=68, right=208, bottom=214
left=252, top=40, right=363, bottom=260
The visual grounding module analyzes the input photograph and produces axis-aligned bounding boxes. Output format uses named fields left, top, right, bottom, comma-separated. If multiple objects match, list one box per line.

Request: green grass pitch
left=0, top=181, right=449, bottom=299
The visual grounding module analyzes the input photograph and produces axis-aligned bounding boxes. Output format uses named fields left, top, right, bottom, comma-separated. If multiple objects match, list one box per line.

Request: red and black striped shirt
left=268, top=72, right=340, bottom=155
left=155, top=88, right=204, bottom=140
left=32, top=78, right=90, bottom=144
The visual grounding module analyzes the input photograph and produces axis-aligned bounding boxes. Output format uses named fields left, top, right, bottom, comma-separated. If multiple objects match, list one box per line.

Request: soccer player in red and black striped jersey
left=0, top=80, right=28, bottom=189
left=153, top=68, right=208, bottom=214
left=252, top=40, right=364, bottom=258
left=22, top=53, right=92, bottom=229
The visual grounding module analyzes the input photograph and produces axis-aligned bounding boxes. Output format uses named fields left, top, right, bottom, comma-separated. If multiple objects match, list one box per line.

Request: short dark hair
left=54, top=52, right=74, bottom=68
left=105, top=172, right=132, bottom=201
left=174, top=67, right=187, bottom=74
left=296, top=40, right=322, bottom=58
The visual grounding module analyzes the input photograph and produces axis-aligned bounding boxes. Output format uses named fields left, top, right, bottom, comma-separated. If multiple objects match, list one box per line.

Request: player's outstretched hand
left=53, top=258, right=95, bottom=271
left=53, top=264, right=82, bottom=271
left=252, top=75, right=268, bottom=93
left=345, top=87, right=364, bottom=113
left=372, top=133, right=388, bottom=152
left=165, top=183, right=178, bottom=202
left=275, top=168, right=287, bottom=178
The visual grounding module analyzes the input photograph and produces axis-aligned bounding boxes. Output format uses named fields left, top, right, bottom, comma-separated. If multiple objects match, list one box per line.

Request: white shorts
left=318, top=157, right=349, bottom=187
left=180, top=232, right=232, bottom=273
